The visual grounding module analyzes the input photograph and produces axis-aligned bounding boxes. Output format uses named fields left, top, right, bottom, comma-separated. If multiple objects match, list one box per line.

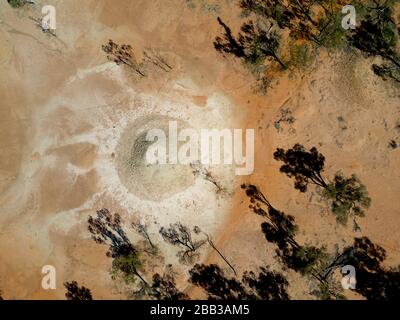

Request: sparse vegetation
left=102, top=41, right=174, bottom=78
left=215, top=0, right=400, bottom=88
left=242, top=182, right=400, bottom=299
left=131, top=221, right=157, bottom=253
left=64, top=281, right=93, bottom=300
left=143, top=48, right=173, bottom=72
left=288, top=42, right=312, bottom=69
left=274, top=107, right=295, bottom=132
left=7, top=0, right=31, bottom=8
left=149, top=273, right=188, bottom=300
left=189, top=263, right=289, bottom=300
left=193, top=226, right=237, bottom=275
left=242, top=183, right=346, bottom=299
left=190, top=162, right=227, bottom=194
left=88, top=210, right=190, bottom=300
left=214, top=16, right=286, bottom=90
left=323, top=173, right=371, bottom=225
left=2, top=0, right=399, bottom=303
left=274, top=144, right=371, bottom=225
left=349, top=0, right=400, bottom=83
left=273, top=144, right=328, bottom=192
left=341, top=237, right=400, bottom=300
left=88, top=209, right=149, bottom=292
left=159, top=222, right=206, bottom=264
left=102, top=40, right=146, bottom=76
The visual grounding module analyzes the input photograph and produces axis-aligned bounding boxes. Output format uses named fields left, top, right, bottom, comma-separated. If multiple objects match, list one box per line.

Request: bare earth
left=0, top=0, right=399, bottom=299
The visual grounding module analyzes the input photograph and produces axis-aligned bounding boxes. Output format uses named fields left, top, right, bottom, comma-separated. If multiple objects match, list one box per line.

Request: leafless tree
left=131, top=221, right=155, bottom=249
left=143, top=48, right=173, bottom=72
left=29, top=16, right=57, bottom=37
left=88, top=208, right=136, bottom=258
left=190, top=162, right=226, bottom=194
left=102, top=40, right=146, bottom=77
left=194, top=226, right=237, bottom=275
left=159, top=223, right=206, bottom=264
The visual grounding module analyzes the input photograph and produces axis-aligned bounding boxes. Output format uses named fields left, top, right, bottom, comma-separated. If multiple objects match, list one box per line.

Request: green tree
left=110, top=252, right=147, bottom=286
left=280, top=245, right=329, bottom=276
left=88, top=209, right=149, bottom=290
left=7, top=0, right=30, bottom=8
left=323, top=173, right=371, bottom=225
left=242, top=184, right=345, bottom=299
left=274, top=144, right=371, bottom=225
left=239, top=0, right=347, bottom=46
left=349, top=0, right=400, bottom=83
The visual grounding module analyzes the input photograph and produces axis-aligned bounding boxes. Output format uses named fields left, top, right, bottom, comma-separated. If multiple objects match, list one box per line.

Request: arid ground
left=0, top=0, right=399, bottom=299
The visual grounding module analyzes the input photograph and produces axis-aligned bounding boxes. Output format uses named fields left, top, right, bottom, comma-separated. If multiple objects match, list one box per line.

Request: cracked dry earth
left=0, top=0, right=399, bottom=299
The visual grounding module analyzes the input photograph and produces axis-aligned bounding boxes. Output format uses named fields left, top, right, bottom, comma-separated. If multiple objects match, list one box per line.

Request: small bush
left=323, top=173, right=371, bottom=225
left=7, top=0, right=28, bottom=8
left=111, top=252, right=143, bottom=284
left=288, top=42, right=311, bottom=69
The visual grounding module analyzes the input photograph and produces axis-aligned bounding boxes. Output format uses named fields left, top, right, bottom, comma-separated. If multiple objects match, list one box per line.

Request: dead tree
left=102, top=40, right=146, bottom=77
left=131, top=221, right=155, bottom=249
left=143, top=48, right=173, bottom=72
left=194, top=226, right=237, bottom=276
left=159, top=223, right=206, bottom=264
left=190, top=162, right=226, bottom=194
left=29, top=16, right=57, bottom=37
left=88, top=208, right=136, bottom=258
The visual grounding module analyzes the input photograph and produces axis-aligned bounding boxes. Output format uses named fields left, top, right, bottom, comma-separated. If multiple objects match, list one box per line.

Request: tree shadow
left=189, top=263, right=289, bottom=300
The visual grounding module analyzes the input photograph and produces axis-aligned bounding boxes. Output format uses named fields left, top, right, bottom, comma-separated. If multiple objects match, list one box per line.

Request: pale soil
left=0, top=0, right=399, bottom=300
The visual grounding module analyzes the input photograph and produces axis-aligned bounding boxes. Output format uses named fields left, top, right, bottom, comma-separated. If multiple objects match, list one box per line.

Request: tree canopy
left=274, top=144, right=371, bottom=225
left=215, top=0, right=400, bottom=86
left=274, top=144, right=327, bottom=192
left=323, top=173, right=371, bottom=225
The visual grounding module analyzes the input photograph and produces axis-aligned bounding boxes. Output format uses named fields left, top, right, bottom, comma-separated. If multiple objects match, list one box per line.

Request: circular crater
left=116, top=115, right=195, bottom=201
